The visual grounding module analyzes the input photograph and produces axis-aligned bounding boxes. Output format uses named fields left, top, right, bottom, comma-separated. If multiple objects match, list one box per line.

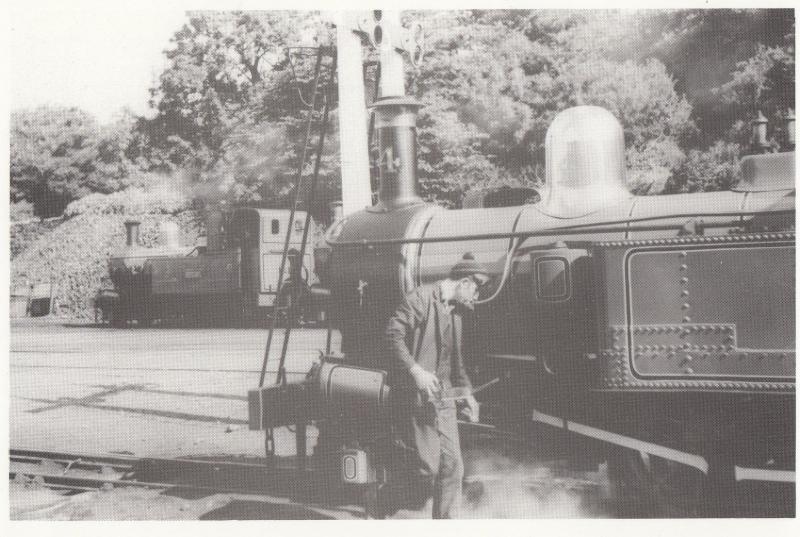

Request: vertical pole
left=275, top=65, right=335, bottom=383
left=296, top=420, right=307, bottom=473
left=376, top=11, right=406, bottom=99
left=363, top=482, right=381, bottom=519
left=325, top=326, right=333, bottom=355
left=48, top=274, right=55, bottom=316
left=293, top=420, right=308, bottom=501
left=336, top=14, right=373, bottom=216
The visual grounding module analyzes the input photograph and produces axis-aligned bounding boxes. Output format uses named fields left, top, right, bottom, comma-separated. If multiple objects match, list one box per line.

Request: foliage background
left=8, top=10, right=795, bottom=316
left=11, top=9, right=795, bottom=218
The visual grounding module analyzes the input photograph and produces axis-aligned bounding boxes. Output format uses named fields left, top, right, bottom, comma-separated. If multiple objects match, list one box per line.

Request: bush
left=10, top=218, right=63, bottom=259
left=663, top=141, right=742, bottom=194
left=63, top=185, right=189, bottom=218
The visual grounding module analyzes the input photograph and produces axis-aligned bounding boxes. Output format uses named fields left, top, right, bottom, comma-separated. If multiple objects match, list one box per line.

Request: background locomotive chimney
left=124, top=220, right=140, bottom=247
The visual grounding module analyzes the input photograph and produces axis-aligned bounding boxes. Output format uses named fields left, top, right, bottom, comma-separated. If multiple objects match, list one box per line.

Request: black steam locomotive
left=251, top=101, right=794, bottom=517
left=96, top=207, right=323, bottom=326
left=241, top=11, right=794, bottom=517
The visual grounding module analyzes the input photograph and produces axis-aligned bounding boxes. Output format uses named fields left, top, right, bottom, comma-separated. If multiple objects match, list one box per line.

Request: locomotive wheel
left=606, top=448, right=705, bottom=517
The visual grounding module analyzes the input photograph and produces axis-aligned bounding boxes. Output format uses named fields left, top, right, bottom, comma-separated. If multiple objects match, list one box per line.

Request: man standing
left=384, top=252, right=490, bottom=518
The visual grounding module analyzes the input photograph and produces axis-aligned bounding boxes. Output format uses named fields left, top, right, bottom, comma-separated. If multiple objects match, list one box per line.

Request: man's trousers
left=401, top=399, right=464, bottom=519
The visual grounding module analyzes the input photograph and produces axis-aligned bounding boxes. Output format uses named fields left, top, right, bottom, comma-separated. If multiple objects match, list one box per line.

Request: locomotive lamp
left=752, top=110, right=770, bottom=153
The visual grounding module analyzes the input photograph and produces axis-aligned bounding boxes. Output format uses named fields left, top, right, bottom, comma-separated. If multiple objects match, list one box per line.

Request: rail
left=10, top=448, right=362, bottom=517
left=326, top=209, right=795, bottom=247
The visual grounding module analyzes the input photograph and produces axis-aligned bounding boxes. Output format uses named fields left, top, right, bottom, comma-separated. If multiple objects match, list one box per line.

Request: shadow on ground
left=199, top=500, right=334, bottom=520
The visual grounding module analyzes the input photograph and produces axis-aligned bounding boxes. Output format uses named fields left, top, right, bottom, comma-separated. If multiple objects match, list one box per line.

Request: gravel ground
left=9, top=318, right=610, bottom=520
left=10, top=319, right=331, bottom=459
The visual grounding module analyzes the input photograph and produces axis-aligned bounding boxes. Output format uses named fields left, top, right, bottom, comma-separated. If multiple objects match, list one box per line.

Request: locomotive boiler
left=96, top=207, right=322, bottom=326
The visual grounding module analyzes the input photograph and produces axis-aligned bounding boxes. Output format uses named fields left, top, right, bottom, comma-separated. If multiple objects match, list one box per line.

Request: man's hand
left=409, top=364, right=440, bottom=399
left=458, top=395, right=480, bottom=423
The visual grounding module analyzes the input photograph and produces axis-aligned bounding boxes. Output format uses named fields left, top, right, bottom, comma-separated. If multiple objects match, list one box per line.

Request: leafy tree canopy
left=10, top=106, right=138, bottom=217
left=10, top=10, right=795, bottom=217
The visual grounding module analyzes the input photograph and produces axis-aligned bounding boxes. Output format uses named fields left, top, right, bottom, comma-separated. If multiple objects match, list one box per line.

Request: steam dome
left=541, top=106, right=631, bottom=218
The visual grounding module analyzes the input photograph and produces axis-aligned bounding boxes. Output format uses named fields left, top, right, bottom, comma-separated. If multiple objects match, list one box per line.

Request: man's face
left=452, top=276, right=486, bottom=312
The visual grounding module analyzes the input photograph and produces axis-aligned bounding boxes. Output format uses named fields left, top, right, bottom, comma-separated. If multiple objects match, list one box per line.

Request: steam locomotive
left=318, top=103, right=795, bottom=515
left=251, top=106, right=794, bottom=516
left=96, top=207, right=324, bottom=326
left=244, top=11, right=794, bottom=517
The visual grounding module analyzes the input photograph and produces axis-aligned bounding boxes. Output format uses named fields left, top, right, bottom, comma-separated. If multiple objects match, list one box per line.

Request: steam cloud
left=460, top=448, right=609, bottom=519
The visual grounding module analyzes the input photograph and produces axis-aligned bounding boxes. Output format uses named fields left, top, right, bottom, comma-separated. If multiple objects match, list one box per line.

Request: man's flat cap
left=449, top=252, right=490, bottom=280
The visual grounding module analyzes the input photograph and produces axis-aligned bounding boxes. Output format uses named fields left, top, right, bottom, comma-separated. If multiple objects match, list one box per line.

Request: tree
left=10, top=107, right=136, bottom=217
left=410, top=10, right=696, bottom=204
left=714, top=44, right=795, bottom=147
left=627, top=9, right=793, bottom=145
left=143, top=11, right=340, bottom=219
left=664, top=141, right=742, bottom=194
left=142, top=9, right=793, bottom=208
left=144, top=11, right=327, bottom=165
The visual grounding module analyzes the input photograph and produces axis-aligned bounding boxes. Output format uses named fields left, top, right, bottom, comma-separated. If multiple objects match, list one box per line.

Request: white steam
left=461, top=449, right=609, bottom=519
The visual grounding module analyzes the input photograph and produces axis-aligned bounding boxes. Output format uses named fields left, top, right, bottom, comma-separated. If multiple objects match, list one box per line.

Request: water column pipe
left=334, top=13, right=373, bottom=217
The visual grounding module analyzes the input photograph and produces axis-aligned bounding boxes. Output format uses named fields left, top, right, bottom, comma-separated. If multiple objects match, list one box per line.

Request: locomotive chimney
left=124, top=220, right=140, bottom=247
left=368, top=11, right=424, bottom=211
left=371, top=97, right=424, bottom=211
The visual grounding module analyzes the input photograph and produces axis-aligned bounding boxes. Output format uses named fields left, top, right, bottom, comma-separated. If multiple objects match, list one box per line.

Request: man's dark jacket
left=384, top=283, right=473, bottom=393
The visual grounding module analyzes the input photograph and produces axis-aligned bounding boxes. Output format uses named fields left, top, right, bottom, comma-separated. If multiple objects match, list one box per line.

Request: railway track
left=9, top=448, right=363, bottom=517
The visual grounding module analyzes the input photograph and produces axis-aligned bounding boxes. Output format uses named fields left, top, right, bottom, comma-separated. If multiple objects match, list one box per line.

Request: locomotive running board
left=734, top=466, right=795, bottom=483
left=532, top=409, right=798, bottom=483
left=531, top=409, right=709, bottom=474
